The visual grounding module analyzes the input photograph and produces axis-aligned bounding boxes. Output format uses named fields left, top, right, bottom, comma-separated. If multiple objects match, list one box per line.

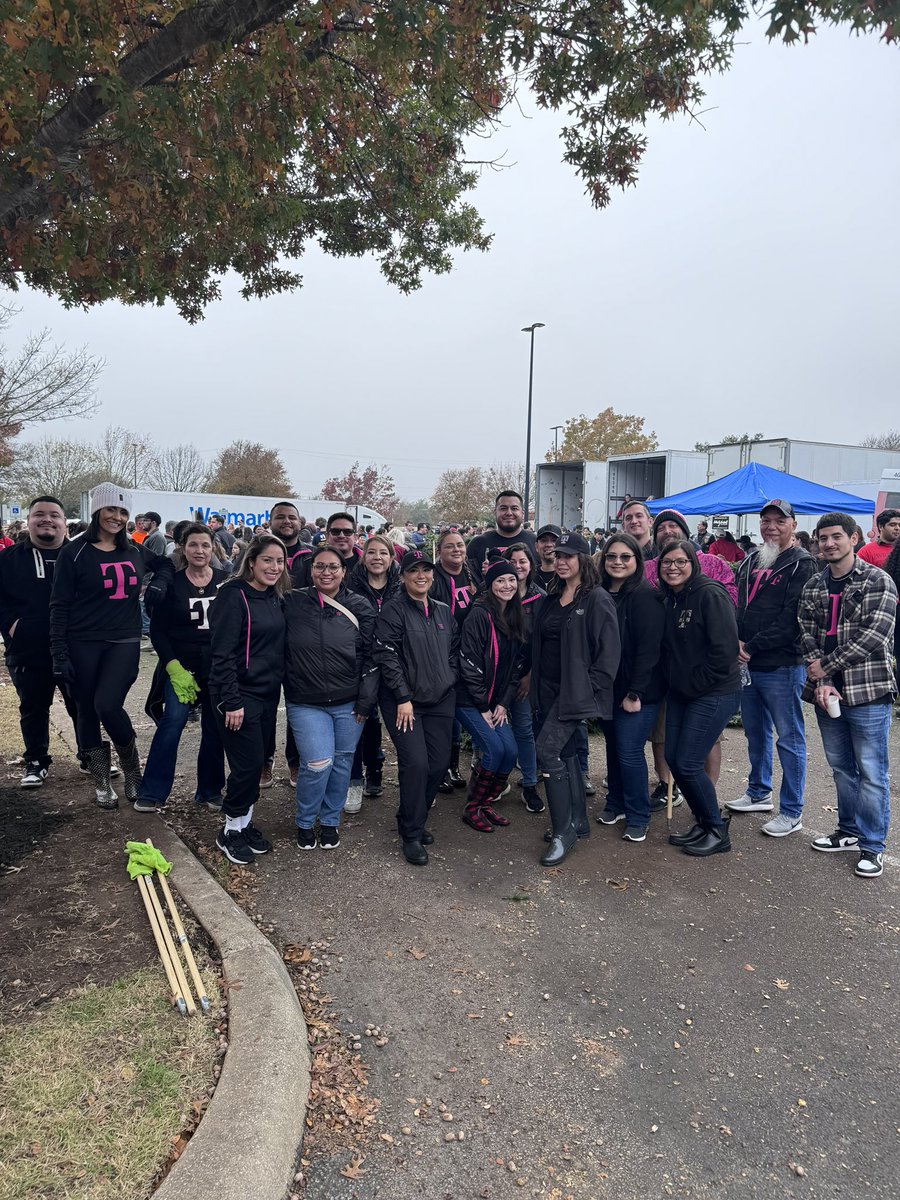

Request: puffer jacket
left=284, top=586, right=378, bottom=714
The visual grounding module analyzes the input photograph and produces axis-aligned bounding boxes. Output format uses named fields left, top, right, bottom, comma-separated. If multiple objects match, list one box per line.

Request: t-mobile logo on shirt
left=100, top=561, right=138, bottom=600
left=189, top=597, right=213, bottom=629
left=747, top=569, right=783, bottom=603
left=825, top=594, right=842, bottom=637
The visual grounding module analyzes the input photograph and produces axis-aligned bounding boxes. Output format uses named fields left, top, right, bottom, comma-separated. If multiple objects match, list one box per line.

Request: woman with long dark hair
left=430, top=529, right=477, bottom=792
left=530, top=533, right=620, bottom=866
left=456, top=559, right=526, bottom=832
left=346, top=534, right=400, bottom=805
left=135, top=523, right=227, bottom=812
left=374, top=551, right=458, bottom=866
left=49, top=483, right=171, bottom=808
left=657, top=539, right=741, bottom=857
left=505, top=542, right=545, bottom=813
left=596, top=532, right=666, bottom=842
left=208, top=534, right=288, bottom=864
left=286, top=545, right=376, bottom=850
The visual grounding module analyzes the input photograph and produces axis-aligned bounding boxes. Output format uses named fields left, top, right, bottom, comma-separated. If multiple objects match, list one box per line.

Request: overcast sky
left=6, top=23, right=900, bottom=501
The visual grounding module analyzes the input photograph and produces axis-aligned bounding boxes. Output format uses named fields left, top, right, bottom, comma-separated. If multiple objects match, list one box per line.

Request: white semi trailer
left=79, top=488, right=388, bottom=530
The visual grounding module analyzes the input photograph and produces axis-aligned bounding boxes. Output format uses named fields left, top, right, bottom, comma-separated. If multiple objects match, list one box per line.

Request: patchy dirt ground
left=121, top=657, right=900, bottom=1200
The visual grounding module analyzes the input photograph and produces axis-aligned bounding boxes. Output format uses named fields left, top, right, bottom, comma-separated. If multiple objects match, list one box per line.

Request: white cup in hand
left=825, top=695, right=841, bottom=719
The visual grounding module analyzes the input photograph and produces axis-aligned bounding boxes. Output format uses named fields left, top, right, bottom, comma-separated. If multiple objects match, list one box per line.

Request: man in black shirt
left=466, top=491, right=538, bottom=583
left=534, top=524, right=560, bottom=590
left=0, top=496, right=80, bottom=787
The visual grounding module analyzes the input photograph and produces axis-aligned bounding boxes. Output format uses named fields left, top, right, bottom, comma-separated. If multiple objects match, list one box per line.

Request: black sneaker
left=650, top=782, right=683, bottom=812
left=622, top=824, right=648, bottom=842
left=195, top=794, right=223, bottom=811
left=363, top=777, right=383, bottom=798
left=522, top=786, right=545, bottom=814
left=812, top=830, right=860, bottom=853
left=296, top=827, right=317, bottom=851
left=133, top=796, right=163, bottom=812
left=582, top=774, right=596, bottom=796
left=319, top=825, right=340, bottom=850
left=243, top=824, right=273, bottom=855
left=216, top=829, right=254, bottom=864
left=20, top=763, right=47, bottom=789
left=855, top=851, right=884, bottom=878
left=597, top=807, right=626, bottom=826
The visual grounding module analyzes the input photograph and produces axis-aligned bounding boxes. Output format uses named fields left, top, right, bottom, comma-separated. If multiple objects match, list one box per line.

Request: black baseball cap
left=536, top=523, right=562, bottom=540
left=760, top=499, right=795, bottom=518
left=554, top=532, right=590, bottom=556
left=400, top=550, right=434, bottom=573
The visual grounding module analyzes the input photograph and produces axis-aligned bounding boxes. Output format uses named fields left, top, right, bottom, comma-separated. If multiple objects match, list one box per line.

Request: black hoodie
left=347, top=559, right=401, bottom=614
left=0, top=539, right=66, bottom=666
left=457, top=604, right=523, bottom=712
left=735, top=545, right=816, bottom=671
left=608, top=580, right=666, bottom=705
left=208, top=579, right=285, bottom=711
left=661, top=572, right=740, bottom=700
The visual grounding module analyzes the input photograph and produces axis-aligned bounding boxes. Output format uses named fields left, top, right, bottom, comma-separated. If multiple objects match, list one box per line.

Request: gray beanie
left=90, top=482, right=133, bottom=516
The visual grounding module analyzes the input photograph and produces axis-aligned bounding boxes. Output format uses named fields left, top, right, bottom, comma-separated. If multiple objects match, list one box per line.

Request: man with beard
left=857, top=508, right=900, bottom=569
left=0, top=497, right=81, bottom=787
left=466, top=492, right=538, bottom=584
left=726, top=501, right=816, bottom=836
left=620, top=500, right=655, bottom=560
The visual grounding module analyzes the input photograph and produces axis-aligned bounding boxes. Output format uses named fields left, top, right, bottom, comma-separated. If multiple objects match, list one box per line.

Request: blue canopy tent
left=645, top=462, right=875, bottom=517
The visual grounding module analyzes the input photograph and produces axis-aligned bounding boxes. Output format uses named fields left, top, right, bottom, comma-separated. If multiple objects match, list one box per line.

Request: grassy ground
left=0, top=671, right=221, bottom=1200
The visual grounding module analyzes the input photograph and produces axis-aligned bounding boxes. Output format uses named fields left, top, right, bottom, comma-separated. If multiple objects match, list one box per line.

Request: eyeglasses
left=329, top=528, right=354, bottom=537
left=312, top=564, right=342, bottom=573
left=661, top=558, right=691, bottom=569
left=605, top=553, right=635, bottom=563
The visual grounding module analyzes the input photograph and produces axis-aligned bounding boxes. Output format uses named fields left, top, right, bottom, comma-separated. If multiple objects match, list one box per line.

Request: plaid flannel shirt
left=798, top=558, right=897, bottom=706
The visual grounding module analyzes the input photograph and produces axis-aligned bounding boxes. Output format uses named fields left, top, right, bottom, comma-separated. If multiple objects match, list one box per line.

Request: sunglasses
left=605, top=553, right=635, bottom=563
left=329, top=528, right=354, bottom=536
left=312, top=563, right=342, bottom=573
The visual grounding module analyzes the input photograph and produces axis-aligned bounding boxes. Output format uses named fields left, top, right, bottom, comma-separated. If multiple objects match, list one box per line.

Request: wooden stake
left=136, top=874, right=187, bottom=1017
left=143, top=871, right=197, bottom=1016
left=666, top=775, right=674, bottom=837
left=146, top=839, right=210, bottom=1014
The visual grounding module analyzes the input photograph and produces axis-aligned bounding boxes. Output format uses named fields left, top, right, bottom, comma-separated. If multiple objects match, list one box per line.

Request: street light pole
left=551, top=425, right=564, bottom=461
left=521, top=322, right=545, bottom=524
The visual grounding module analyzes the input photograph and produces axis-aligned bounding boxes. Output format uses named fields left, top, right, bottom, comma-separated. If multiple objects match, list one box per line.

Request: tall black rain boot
left=115, top=737, right=143, bottom=803
left=540, top=770, right=577, bottom=866
left=448, top=743, right=466, bottom=789
left=566, top=756, right=591, bottom=841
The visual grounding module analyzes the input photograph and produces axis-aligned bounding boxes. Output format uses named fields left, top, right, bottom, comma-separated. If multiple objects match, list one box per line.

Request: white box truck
left=79, top=488, right=388, bottom=530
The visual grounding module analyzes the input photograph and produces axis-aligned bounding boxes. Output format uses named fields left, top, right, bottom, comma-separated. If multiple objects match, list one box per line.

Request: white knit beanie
left=90, top=481, right=133, bottom=516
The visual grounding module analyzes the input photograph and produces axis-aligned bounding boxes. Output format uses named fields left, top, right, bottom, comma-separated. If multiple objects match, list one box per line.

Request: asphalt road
left=124, top=659, right=900, bottom=1200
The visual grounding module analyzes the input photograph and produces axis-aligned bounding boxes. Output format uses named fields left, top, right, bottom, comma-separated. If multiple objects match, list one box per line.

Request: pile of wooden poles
left=134, top=837, right=209, bottom=1017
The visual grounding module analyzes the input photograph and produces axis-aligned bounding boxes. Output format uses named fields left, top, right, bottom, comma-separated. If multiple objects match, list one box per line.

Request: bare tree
left=91, top=425, right=156, bottom=488
left=3, top=436, right=101, bottom=514
left=0, top=303, right=103, bottom=465
left=144, top=444, right=209, bottom=492
left=860, top=430, right=900, bottom=450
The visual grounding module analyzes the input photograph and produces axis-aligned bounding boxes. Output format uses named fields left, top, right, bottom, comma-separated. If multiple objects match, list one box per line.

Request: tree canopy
left=550, top=408, right=657, bottom=462
left=2, top=0, right=893, bottom=320
left=320, top=461, right=398, bottom=512
left=206, top=440, right=292, bottom=495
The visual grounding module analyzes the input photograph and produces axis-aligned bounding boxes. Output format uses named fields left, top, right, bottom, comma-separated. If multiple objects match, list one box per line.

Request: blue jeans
left=665, top=692, right=741, bottom=827
left=287, top=701, right=363, bottom=829
left=457, top=706, right=518, bottom=775
left=140, top=680, right=225, bottom=805
left=740, top=665, right=807, bottom=817
left=509, top=696, right=537, bottom=787
left=815, top=702, right=892, bottom=854
left=601, top=701, right=660, bottom=826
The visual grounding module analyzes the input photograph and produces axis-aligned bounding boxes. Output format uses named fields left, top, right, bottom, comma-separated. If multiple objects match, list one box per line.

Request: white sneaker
left=20, top=763, right=47, bottom=788
left=344, top=784, right=363, bottom=814
left=725, top=791, right=773, bottom=813
left=761, top=813, right=803, bottom=838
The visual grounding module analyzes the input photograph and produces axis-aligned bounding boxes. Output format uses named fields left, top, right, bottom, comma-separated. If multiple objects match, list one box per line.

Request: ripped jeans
left=286, top=701, right=363, bottom=829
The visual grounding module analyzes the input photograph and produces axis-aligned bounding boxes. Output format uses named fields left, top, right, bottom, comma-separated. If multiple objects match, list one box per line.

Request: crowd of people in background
left=1, top=486, right=897, bottom=879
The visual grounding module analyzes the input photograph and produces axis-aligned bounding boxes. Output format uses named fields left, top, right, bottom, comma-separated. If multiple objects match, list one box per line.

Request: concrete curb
left=133, top=816, right=309, bottom=1200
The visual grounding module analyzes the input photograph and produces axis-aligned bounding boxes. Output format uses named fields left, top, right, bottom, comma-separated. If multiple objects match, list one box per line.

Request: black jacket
left=347, top=560, right=401, bottom=614
left=531, top=587, right=621, bottom=721
left=208, top=580, right=285, bottom=710
left=736, top=546, right=816, bottom=671
left=284, top=541, right=314, bottom=587
left=609, top=581, right=666, bottom=705
left=518, top=582, right=545, bottom=675
left=457, top=605, right=523, bottom=712
left=661, top=573, right=740, bottom=700
left=283, top=586, right=378, bottom=714
left=0, top=539, right=66, bottom=666
left=374, top=592, right=458, bottom=707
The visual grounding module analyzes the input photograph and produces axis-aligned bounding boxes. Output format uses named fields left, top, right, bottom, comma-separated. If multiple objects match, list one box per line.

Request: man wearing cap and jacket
left=534, top=524, right=560, bottom=590
left=727, top=500, right=816, bottom=837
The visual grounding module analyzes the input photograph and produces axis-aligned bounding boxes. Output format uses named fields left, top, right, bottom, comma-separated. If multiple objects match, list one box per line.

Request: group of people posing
left=0, top=485, right=893, bottom=879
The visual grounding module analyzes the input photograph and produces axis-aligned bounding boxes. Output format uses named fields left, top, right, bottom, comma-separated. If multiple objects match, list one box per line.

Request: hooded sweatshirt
left=736, top=545, right=817, bottom=671
left=0, top=539, right=67, bottom=666
left=660, top=571, right=740, bottom=701
left=208, top=579, right=285, bottom=711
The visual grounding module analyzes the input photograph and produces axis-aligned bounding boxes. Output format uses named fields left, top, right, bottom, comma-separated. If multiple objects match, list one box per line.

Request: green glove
left=166, top=659, right=200, bottom=706
left=124, top=841, right=172, bottom=880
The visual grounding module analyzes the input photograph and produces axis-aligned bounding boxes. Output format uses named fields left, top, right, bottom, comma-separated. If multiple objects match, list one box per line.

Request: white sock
left=238, top=806, right=253, bottom=831
left=224, top=814, right=242, bottom=833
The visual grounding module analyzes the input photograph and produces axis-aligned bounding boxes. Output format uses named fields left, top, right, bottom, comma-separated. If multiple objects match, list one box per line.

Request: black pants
left=534, top=698, right=581, bottom=778
left=265, top=691, right=299, bottom=769
left=7, top=659, right=79, bottom=768
left=69, top=640, right=140, bottom=749
left=216, top=693, right=278, bottom=819
left=382, top=692, right=454, bottom=842
left=351, top=713, right=384, bottom=780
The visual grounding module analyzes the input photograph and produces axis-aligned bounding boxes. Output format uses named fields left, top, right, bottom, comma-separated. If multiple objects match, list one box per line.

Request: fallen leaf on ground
left=283, top=945, right=312, bottom=964
left=605, top=879, right=629, bottom=891
left=743, top=964, right=755, bottom=972
left=774, top=979, right=790, bottom=990
left=340, top=1156, right=366, bottom=1179
left=407, top=946, right=426, bottom=960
